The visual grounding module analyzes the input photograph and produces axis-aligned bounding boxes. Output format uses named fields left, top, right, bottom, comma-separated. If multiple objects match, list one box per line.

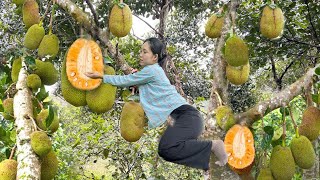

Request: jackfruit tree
left=0, top=0, right=320, bottom=179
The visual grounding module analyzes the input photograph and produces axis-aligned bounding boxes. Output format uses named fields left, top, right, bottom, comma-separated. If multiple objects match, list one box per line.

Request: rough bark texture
left=14, top=59, right=41, bottom=179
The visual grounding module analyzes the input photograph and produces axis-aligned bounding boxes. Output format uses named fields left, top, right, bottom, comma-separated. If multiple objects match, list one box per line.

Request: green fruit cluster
left=2, top=98, right=14, bottom=120
left=35, top=109, right=59, bottom=133
left=30, top=131, right=52, bottom=157
left=27, top=74, right=42, bottom=91
left=205, top=14, right=224, bottom=38
left=270, top=145, right=295, bottom=180
left=0, top=159, right=17, bottom=180
left=215, top=105, right=235, bottom=131
left=41, top=150, right=58, bottom=180
left=298, top=106, right=320, bottom=141
left=109, top=3, right=132, bottom=37
left=22, top=0, right=40, bottom=28
left=260, top=5, right=284, bottom=39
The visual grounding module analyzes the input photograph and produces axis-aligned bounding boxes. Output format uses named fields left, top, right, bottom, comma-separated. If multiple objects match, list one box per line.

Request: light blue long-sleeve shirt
left=103, top=63, right=187, bottom=128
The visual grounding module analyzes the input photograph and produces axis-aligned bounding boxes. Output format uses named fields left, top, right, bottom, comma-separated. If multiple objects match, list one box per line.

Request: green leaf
left=279, top=107, right=289, bottom=116
left=0, top=126, right=6, bottom=137
left=104, top=55, right=114, bottom=64
left=45, top=106, right=55, bottom=128
left=0, top=99, right=3, bottom=112
left=315, top=67, right=320, bottom=75
left=311, top=94, right=318, bottom=103
left=128, top=95, right=140, bottom=102
left=264, top=126, right=274, bottom=136
left=24, top=56, right=36, bottom=72
left=36, top=84, right=49, bottom=101
left=264, top=106, right=271, bottom=115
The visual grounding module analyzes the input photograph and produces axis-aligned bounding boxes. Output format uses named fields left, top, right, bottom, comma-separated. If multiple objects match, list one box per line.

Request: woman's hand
left=85, top=72, right=103, bottom=79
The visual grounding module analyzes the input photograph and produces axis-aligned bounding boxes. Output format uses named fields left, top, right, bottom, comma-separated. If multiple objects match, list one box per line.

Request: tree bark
left=14, top=58, right=41, bottom=179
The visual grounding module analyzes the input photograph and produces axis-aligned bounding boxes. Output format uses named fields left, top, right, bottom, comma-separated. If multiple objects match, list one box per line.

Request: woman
left=85, top=37, right=228, bottom=172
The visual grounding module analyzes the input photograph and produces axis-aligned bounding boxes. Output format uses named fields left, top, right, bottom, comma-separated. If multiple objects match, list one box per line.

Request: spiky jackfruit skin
left=120, top=102, right=146, bottom=142
left=23, top=24, right=45, bottom=50
left=86, top=66, right=116, bottom=113
left=270, top=145, right=295, bottom=180
left=205, top=14, right=224, bottom=38
left=2, top=98, right=14, bottom=120
left=36, top=109, right=59, bottom=133
left=0, top=159, right=17, bottom=180
left=109, top=3, right=132, bottom=37
left=22, top=0, right=40, bottom=28
left=299, top=106, right=320, bottom=141
left=41, top=150, right=58, bottom=180
left=61, top=57, right=87, bottom=107
left=12, top=0, right=25, bottom=5
left=290, top=135, right=316, bottom=169
left=257, top=168, right=274, bottom=180
left=11, top=58, right=22, bottom=82
left=27, top=74, right=41, bottom=90
left=224, top=35, right=249, bottom=67
left=260, top=5, right=284, bottom=39
left=30, top=131, right=52, bottom=157
left=34, top=60, right=58, bottom=85
left=226, top=63, right=250, bottom=85
left=38, top=34, right=60, bottom=59
left=215, top=105, right=235, bottom=131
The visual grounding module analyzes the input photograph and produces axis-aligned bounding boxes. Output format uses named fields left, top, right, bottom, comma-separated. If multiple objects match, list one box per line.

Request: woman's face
left=139, top=42, right=158, bottom=67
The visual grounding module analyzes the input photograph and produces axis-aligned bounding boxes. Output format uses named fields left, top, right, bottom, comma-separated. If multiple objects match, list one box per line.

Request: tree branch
left=283, top=34, right=320, bottom=48
left=270, top=55, right=281, bottom=90
left=84, top=0, right=99, bottom=27
left=132, top=13, right=163, bottom=38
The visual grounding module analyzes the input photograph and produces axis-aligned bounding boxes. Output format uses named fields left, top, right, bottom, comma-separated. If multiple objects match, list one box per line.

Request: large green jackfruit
left=36, top=109, right=59, bottom=133
left=2, top=98, right=14, bottom=120
left=38, top=34, right=60, bottom=59
left=270, top=145, right=295, bottom=180
left=22, top=0, right=40, bottom=28
left=61, top=57, right=87, bottom=107
left=0, top=159, right=17, bottom=180
left=226, top=63, right=250, bottom=85
left=31, top=131, right=52, bottom=157
left=257, top=168, right=274, bottom=180
left=290, top=135, right=315, bottom=169
left=120, top=102, right=146, bottom=142
left=260, top=5, right=284, bottom=39
left=23, top=24, right=45, bottom=50
left=205, top=14, right=224, bottom=38
left=41, top=150, right=58, bottom=180
left=86, top=65, right=117, bottom=113
left=298, top=106, right=320, bottom=141
left=11, top=58, right=22, bottom=82
left=34, top=60, right=58, bottom=85
left=27, top=74, right=41, bottom=91
left=109, top=3, right=132, bottom=37
left=215, top=105, right=235, bottom=131
left=224, top=35, right=249, bottom=67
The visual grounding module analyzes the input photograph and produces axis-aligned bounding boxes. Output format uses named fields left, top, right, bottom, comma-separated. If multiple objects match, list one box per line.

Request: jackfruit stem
left=281, top=106, right=286, bottom=147
left=213, top=90, right=223, bottom=106
left=9, top=144, right=17, bottom=160
left=40, top=0, right=53, bottom=22
left=287, top=104, right=298, bottom=130
left=295, top=127, right=299, bottom=138
left=49, top=2, right=56, bottom=36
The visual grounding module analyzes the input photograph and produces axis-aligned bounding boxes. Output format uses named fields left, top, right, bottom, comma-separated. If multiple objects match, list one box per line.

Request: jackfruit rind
left=3, top=98, right=14, bottom=120
left=290, top=135, right=315, bottom=169
left=224, top=35, right=249, bottom=67
left=205, top=14, right=224, bottom=38
left=0, top=159, right=17, bottom=180
left=11, top=58, right=22, bottom=82
left=270, top=145, right=295, bottom=180
left=23, top=24, right=45, bottom=50
left=299, top=124, right=319, bottom=142
left=12, top=0, right=25, bottom=5
left=299, top=106, right=320, bottom=141
left=215, top=105, right=235, bottom=131
left=27, top=74, right=41, bottom=90
left=30, top=131, right=52, bottom=157
left=86, top=66, right=116, bottom=113
left=61, top=57, right=87, bottom=107
left=22, top=0, right=40, bottom=28
left=36, top=109, right=59, bottom=133
left=41, top=150, right=58, bottom=180
left=257, top=168, right=274, bottom=180
left=120, top=102, right=146, bottom=142
left=109, top=3, right=132, bottom=37
left=260, top=5, right=284, bottom=39
left=34, top=60, right=58, bottom=85
left=226, top=63, right=250, bottom=85
left=38, top=34, right=60, bottom=59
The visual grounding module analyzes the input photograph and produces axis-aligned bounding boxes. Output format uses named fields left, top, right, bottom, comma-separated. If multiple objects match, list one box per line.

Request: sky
left=131, top=15, right=158, bottom=38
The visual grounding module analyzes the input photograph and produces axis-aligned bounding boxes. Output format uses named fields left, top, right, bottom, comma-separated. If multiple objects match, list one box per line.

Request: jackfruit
left=215, top=105, right=235, bottom=131
left=23, top=23, right=45, bottom=50
left=12, top=0, right=25, bottom=5
left=270, top=145, right=295, bottom=180
left=41, top=150, right=58, bottom=180
left=260, top=5, right=284, bottom=39
left=61, top=56, right=87, bottom=107
left=205, top=14, right=224, bottom=38
left=298, top=106, right=320, bottom=141
left=290, top=135, right=315, bottom=169
left=36, top=109, right=59, bottom=133
left=27, top=74, right=41, bottom=91
left=2, top=98, right=14, bottom=120
left=121, top=89, right=131, bottom=102
left=22, top=0, right=40, bottom=28
left=38, top=34, right=60, bottom=59
left=0, top=159, right=17, bottom=180
left=11, top=58, right=22, bottom=82
left=109, top=3, right=132, bottom=37
left=226, top=63, right=250, bottom=85
left=86, top=65, right=117, bottom=113
left=30, top=131, right=52, bottom=157
left=34, top=60, right=58, bottom=85
left=257, top=168, right=274, bottom=180
left=120, top=101, right=146, bottom=142
left=224, top=35, right=249, bottom=67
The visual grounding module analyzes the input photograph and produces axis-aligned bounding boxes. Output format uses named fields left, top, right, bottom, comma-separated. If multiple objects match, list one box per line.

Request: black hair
left=143, top=37, right=167, bottom=67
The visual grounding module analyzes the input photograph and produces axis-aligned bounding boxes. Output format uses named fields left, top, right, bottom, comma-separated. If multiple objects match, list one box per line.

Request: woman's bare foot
left=211, top=140, right=228, bottom=166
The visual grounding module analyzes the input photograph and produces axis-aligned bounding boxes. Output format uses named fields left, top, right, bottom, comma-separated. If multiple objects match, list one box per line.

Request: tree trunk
left=14, top=58, right=41, bottom=179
